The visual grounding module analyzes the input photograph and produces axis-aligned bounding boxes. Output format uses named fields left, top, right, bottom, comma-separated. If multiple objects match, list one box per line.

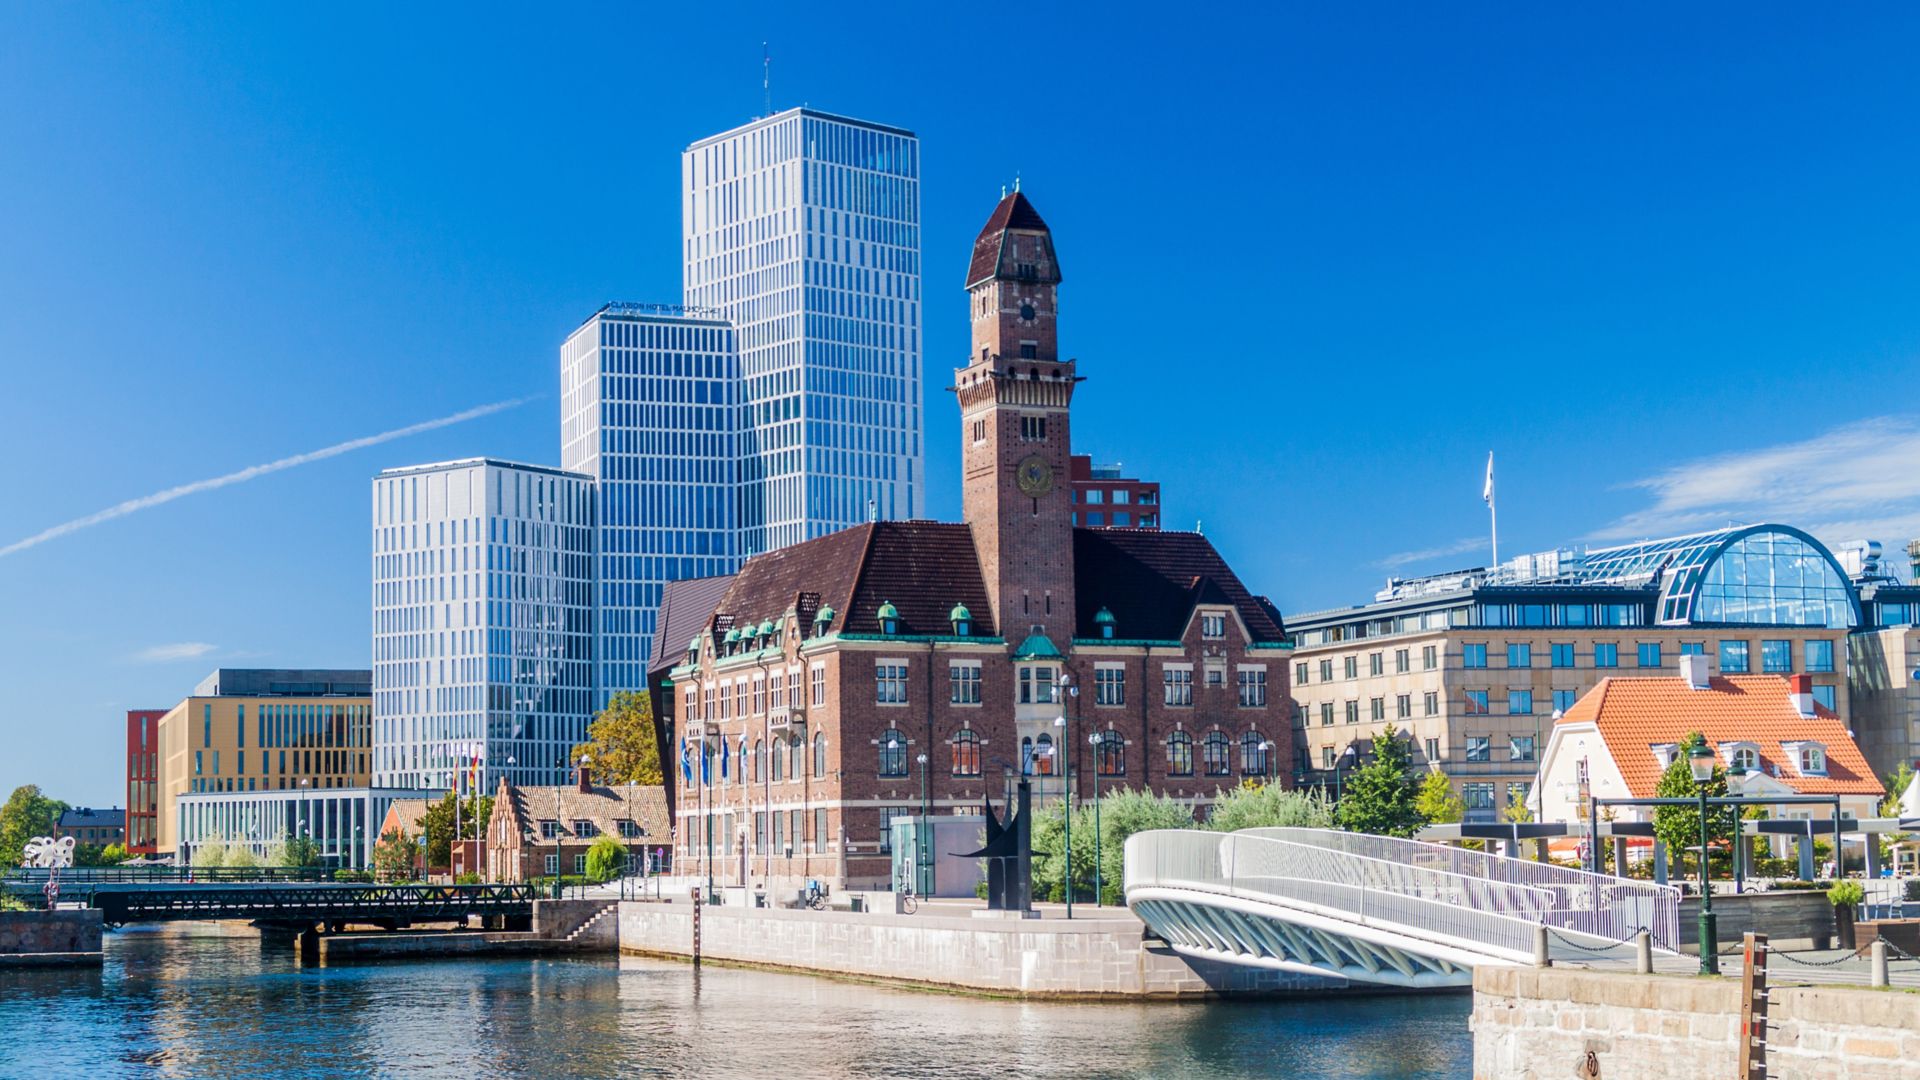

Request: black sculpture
left=955, top=776, right=1032, bottom=913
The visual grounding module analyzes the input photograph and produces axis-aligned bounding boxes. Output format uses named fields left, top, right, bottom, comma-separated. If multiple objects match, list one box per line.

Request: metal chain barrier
left=1547, top=927, right=1651, bottom=955
left=1767, top=946, right=1869, bottom=969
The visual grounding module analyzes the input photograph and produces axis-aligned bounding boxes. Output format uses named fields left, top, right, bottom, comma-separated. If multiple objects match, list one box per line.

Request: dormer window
left=1783, top=741, right=1828, bottom=776
left=812, top=604, right=835, bottom=637
left=1201, top=612, right=1227, bottom=639
left=877, top=601, right=900, bottom=636
left=1649, top=743, right=1679, bottom=770
left=687, top=636, right=702, bottom=666
left=1718, top=742, right=1760, bottom=774
left=1094, top=606, right=1116, bottom=640
left=949, top=603, right=972, bottom=637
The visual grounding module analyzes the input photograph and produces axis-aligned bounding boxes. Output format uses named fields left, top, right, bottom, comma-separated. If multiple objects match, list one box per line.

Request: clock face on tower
left=1015, top=454, right=1054, bottom=497
left=1018, top=301, right=1036, bottom=323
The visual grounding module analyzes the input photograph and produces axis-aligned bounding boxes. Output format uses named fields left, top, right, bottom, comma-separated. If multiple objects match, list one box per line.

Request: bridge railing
left=1125, top=829, right=1679, bottom=957
left=1240, top=829, right=1679, bottom=949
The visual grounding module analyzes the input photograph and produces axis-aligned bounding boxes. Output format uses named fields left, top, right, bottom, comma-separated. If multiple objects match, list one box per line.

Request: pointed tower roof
left=966, top=190, right=1062, bottom=288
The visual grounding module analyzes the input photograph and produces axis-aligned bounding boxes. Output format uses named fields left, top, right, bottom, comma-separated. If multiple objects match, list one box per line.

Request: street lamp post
left=1054, top=672, right=1078, bottom=918
left=915, top=753, right=930, bottom=897
left=1688, top=743, right=1719, bottom=976
left=1333, top=745, right=1355, bottom=806
left=1086, top=731, right=1103, bottom=907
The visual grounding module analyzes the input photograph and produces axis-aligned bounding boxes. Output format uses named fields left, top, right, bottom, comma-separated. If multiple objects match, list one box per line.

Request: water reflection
left=0, top=924, right=1471, bottom=1078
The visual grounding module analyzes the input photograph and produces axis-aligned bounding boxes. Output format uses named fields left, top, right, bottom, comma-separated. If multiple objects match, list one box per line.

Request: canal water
left=0, top=923, right=1472, bottom=1078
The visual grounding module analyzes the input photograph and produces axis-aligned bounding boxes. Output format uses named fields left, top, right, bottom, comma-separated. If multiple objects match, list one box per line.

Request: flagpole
left=1484, top=451, right=1499, bottom=570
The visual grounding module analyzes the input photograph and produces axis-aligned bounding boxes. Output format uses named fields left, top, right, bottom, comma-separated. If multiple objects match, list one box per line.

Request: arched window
left=1166, top=731, right=1194, bottom=777
left=769, top=736, right=783, bottom=782
left=951, top=728, right=982, bottom=777
left=1241, top=732, right=1269, bottom=776
left=1203, top=731, right=1231, bottom=776
left=1021, top=735, right=1036, bottom=775
left=1095, top=730, right=1125, bottom=777
left=878, top=729, right=908, bottom=777
left=753, top=739, right=764, bottom=783
left=1730, top=746, right=1758, bottom=772
left=1035, top=733, right=1055, bottom=776
left=813, top=732, right=828, bottom=778
left=788, top=734, right=804, bottom=781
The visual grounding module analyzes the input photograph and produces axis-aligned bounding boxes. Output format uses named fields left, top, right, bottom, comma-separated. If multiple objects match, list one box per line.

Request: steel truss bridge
left=45, top=883, right=535, bottom=931
left=1124, top=828, right=1679, bottom=988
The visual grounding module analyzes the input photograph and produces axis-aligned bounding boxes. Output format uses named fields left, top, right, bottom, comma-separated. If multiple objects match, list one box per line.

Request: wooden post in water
left=1738, top=932, right=1768, bottom=1079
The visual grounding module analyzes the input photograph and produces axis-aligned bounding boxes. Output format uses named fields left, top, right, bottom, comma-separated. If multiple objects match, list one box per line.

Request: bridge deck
left=78, top=883, right=536, bottom=927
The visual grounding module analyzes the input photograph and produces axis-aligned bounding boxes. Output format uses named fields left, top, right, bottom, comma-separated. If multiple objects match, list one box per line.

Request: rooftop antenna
left=762, top=43, right=771, bottom=117
left=867, top=497, right=878, bottom=523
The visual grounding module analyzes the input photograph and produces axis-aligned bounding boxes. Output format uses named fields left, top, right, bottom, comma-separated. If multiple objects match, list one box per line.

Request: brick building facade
left=484, top=769, right=672, bottom=883
left=126, top=708, right=165, bottom=855
left=655, top=190, right=1292, bottom=893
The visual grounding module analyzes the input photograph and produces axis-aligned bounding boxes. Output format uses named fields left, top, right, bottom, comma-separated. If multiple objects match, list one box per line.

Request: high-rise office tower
left=561, top=303, right=740, bottom=701
left=683, top=108, right=923, bottom=556
left=371, top=459, right=594, bottom=789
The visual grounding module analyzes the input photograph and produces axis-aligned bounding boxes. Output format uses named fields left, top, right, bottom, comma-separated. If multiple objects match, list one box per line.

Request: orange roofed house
left=1533, top=655, right=1884, bottom=867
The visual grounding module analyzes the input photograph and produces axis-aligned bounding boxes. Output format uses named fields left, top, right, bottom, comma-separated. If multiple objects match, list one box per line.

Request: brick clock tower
left=954, top=188, right=1077, bottom=642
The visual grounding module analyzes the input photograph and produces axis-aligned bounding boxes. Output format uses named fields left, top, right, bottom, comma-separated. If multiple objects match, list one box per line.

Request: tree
left=282, top=833, right=322, bottom=868
left=1503, top=788, right=1534, bottom=825
left=1414, top=769, right=1465, bottom=826
left=371, top=827, right=416, bottom=882
left=1651, top=733, right=1733, bottom=878
left=423, top=791, right=494, bottom=870
left=1336, top=726, right=1424, bottom=837
left=1206, top=782, right=1334, bottom=833
left=0, top=785, right=69, bottom=868
left=226, top=845, right=260, bottom=869
left=1031, top=788, right=1196, bottom=904
left=192, top=837, right=229, bottom=868
left=97, top=842, right=129, bottom=865
left=585, top=836, right=629, bottom=883
left=1883, top=762, right=1916, bottom=818
left=572, top=691, right=663, bottom=786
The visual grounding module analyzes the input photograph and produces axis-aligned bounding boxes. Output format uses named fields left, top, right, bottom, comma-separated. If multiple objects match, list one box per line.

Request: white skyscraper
left=371, top=458, right=594, bottom=790
left=561, top=303, right=739, bottom=702
left=683, top=108, right=923, bottom=556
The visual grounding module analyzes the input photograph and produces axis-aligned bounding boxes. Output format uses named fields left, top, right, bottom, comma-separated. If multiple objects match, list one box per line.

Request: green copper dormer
left=1013, top=632, right=1063, bottom=660
left=723, top=627, right=741, bottom=647
left=687, top=635, right=702, bottom=664
left=812, top=604, right=836, bottom=636
left=877, top=600, right=900, bottom=636
left=949, top=603, right=973, bottom=637
left=1094, top=606, right=1116, bottom=640
left=757, top=618, right=776, bottom=638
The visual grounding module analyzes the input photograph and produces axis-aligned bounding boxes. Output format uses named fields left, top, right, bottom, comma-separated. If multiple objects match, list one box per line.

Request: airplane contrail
left=0, top=397, right=532, bottom=559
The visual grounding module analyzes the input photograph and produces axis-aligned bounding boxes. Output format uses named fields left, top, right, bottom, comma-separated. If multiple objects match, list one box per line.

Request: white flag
left=1482, top=452, right=1495, bottom=506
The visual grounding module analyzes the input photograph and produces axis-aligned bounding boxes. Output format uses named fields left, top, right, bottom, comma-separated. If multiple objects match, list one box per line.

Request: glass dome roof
left=1581, top=525, right=1859, bottom=628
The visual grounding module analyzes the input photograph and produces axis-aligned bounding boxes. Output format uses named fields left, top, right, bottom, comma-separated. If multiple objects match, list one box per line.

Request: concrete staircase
left=561, top=903, right=620, bottom=947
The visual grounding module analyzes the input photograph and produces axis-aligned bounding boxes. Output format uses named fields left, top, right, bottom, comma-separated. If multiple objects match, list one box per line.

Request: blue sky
left=4, top=6, right=1919, bottom=805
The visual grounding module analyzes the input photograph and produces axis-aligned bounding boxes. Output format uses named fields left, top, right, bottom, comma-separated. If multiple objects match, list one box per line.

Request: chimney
left=1679, top=653, right=1712, bottom=690
left=576, top=763, right=593, bottom=793
left=1787, top=673, right=1815, bottom=718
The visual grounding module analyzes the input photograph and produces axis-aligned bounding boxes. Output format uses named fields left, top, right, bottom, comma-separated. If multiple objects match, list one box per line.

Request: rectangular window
left=1319, top=659, right=1334, bottom=682
left=1466, top=736, right=1492, bottom=762
left=1464, top=690, right=1490, bottom=716
left=1637, top=642, right=1662, bottom=669
left=1020, top=415, right=1047, bottom=442
left=1345, top=700, right=1360, bottom=724
left=1343, top=656, right=1358, bottom=680
left=1201, top=614, right=1226, bottom=639
left=1395, top=649, right=1410, bottom=674
left=1424, top=737, right=1440, bottom=762
left=1396, top=694, right=1411, bottom=719
left=1506, top=643, right=1531, bottom=669
left=1321, top=746, right=1335, bottom=769
left=545, top=854, right=559, bottom=876
left=540, top=820, right=558, bottom=839
left=1552, top=688, right=1577, bottom=713
left=1761, top=639, right=1792, bottom=674
left=811, top=663, right=827, bottom=705
left=1094, top=666, right=1126, bottom=707
left=1812, top=684, right=1837, bottom=711
left=815, top=809, right=828, bottom=853
left=573, top=854, right=588, bottom=876
left=950, top=663, right=982, bottom=705
left=875, top=663, right=908, bottom=704
left=1422, top=645, right=1438, bottom=670
left=1320, top=702, right=1334, bottom=727
left=1236, top=668, right=1266, bottom=707
left=1719, top=640, right=1750, bottom=674
left=1508, top=689, right=1533, bottom=715
left=1163, top=668, right=1193, bottom=707
left=1368, top=652, right=1384, bottom=677
left=1550, top=643, right=1575, bottom=668
left=1805, top=639, right=1834, bottom=673
left=1510, top=735, right=1536, bottom=762
left=1296, top=662, right=1309, bottom=685
left=1369, top=697, right=1385, bottom=721
left=1462, top=644, right=1488, bottom=669
left=1423, top=691, right=1438, bottom=716
left=1681, top=641, right=1706, bottom=656
left=1464, top=783, right=1495, bottom=810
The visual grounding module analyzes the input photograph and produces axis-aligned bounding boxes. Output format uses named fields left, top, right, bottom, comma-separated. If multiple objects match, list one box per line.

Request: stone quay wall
left=0, top=909, right=103, bottom=967
left=616, top=901, right=1346, bottom=998
left=1472, top=965, right=1920, bottom=1080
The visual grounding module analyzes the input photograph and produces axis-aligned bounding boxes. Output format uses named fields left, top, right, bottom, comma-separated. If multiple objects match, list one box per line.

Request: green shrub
left=333, top=869, right=373, bottom=884
left=1827, top=880, right=1865, bottom=907
left=0, top=893, right=29, bottom=913
left=584, top=836, right=629, bottom=883
left=453, top=872, right=481, bottom=885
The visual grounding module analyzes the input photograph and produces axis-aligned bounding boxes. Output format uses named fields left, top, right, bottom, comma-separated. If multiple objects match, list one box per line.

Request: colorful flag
left=1482, top=451, right=1495, bottom=506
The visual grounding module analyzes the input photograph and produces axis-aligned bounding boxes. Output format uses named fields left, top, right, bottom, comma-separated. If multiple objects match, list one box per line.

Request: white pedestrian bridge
left=1124, top=828, right=1679, bottom=988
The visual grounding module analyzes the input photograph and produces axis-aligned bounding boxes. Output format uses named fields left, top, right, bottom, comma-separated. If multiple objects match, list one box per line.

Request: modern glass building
left=371, top=459, right=594, bottom=790
left=683, top=107, right=923, bottom=556
left=562, top=303, right=740, bottom=703
left=1286, top=523, right=1910, bottom=819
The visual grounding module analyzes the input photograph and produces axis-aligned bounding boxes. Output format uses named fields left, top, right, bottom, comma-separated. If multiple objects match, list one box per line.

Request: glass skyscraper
left=562, top=303, right=739, bottom=702
left=370, top=458, right=594, bottom=790
left=683, top=107, right=923, bottom=555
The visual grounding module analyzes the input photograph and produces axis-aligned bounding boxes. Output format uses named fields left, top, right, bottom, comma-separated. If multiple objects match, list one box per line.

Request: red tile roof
left=966, top=191, right=1058, bottom=289
left=1557, top=675, right=1881, bottom=798
left=1072, top=529, right=1287, bottom=642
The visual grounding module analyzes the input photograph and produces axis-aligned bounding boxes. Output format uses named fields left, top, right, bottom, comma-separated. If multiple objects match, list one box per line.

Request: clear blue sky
left=4, top=6, right=1919, bottom=806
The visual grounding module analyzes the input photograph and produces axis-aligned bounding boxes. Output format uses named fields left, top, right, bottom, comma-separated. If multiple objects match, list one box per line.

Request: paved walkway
left=1560, top=935, right=1920, bottom=989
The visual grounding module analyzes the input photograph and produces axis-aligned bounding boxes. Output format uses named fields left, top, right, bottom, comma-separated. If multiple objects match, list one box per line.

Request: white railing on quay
left=1124, top=828, right=1678, bottom=956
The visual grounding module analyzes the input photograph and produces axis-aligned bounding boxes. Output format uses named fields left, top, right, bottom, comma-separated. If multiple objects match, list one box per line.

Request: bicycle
left=803, top=879, right=828, bottom=911
left=900, top=886, right=918, bottom=915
